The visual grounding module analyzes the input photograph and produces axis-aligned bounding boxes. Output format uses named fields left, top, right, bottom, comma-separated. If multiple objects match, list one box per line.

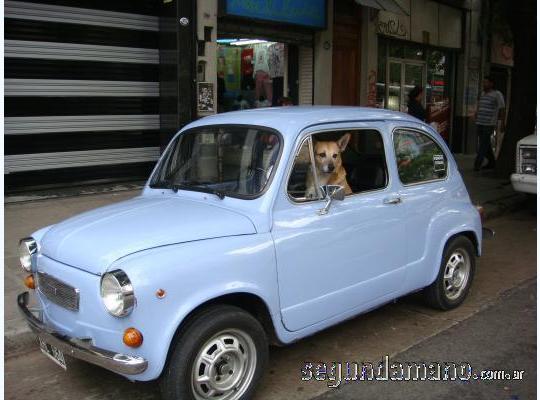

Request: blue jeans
left=474, top=124, right=496, bottom=169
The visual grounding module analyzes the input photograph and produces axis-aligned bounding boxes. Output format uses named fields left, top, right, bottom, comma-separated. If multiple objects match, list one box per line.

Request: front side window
left=287, top=130, right=388, bottom=202
left=393, top=129, right=447, bottom=185
left=151, top=125, right=281, bottom=198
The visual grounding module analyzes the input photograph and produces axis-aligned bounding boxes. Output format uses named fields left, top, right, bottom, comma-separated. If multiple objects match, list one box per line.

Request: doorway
left=331, top=0, right=361, bottom=105
left=386, top=59, right=426, bottom=112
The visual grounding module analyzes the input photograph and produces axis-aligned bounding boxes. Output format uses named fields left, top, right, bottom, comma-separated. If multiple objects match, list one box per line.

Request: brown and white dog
left=305, top=133, right=352, bottom=199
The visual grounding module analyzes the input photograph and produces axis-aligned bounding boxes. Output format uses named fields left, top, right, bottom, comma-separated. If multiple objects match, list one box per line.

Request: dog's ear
left=337, top=133, right=351, bottom=152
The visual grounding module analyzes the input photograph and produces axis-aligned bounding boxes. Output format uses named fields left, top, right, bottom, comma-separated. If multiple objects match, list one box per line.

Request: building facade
left=4, top=0, right=500, bottom=191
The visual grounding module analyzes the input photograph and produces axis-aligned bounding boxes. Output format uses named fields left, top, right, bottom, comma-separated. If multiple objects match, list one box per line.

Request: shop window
left=393, top=129, right=447, bottom=185
left=216, top=39, right=291, bottom=113
left=404, top=45, right=424, bottom=60
left=288, top=130, right=388, bottom=202
left=426, top=50, right=451, bottom=140
left=388, top=42, right=404, bottom=58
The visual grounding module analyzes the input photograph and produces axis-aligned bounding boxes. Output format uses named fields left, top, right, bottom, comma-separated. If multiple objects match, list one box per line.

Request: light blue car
left=18, top=106, right=482, bottom=400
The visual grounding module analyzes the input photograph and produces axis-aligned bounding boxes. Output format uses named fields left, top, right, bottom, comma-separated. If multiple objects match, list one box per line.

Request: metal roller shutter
left=298, top=46, right=314, bottom=105
left=4, top=0, right=160, bottom=190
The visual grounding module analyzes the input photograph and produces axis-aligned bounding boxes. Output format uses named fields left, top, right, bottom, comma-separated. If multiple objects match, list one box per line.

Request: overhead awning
left=355, top=0, right=410, bottom=16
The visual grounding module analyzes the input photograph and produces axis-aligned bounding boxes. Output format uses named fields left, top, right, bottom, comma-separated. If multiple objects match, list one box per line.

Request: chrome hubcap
left=443, top=249, right=471, bottom=300
left=191, top=329, right=256, bottom=400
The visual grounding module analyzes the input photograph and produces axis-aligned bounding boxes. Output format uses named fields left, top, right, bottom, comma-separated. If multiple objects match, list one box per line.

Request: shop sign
left=220, top=0, right=326, bottom=29
left=376, top=11, right=410, bottom=40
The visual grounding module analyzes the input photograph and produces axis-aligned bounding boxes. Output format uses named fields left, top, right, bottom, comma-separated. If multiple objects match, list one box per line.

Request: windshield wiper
left=170, top=183, right=226, bottom=200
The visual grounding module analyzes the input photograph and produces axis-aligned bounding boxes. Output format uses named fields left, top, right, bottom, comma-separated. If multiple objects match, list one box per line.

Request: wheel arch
left=161, top=291, right=282, bottom=378
left=427, top=229, right=480, bottom=287
left=459, top=230, right=480, bottom=257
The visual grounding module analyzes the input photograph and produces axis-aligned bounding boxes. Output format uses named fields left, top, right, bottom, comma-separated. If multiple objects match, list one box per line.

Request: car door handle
left=383, top=197, right=402, bottom=205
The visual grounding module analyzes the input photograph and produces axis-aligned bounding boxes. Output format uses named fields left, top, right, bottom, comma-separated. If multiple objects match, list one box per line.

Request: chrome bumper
left=17, top=292, right=147, bottom=375
left=511, top=173, right=537, bottom=194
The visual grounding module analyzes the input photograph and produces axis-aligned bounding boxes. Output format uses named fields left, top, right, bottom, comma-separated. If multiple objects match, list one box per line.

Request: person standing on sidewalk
left=407, top=86, right=427, bottom=122
left=474, top=76, right=505, bottom=171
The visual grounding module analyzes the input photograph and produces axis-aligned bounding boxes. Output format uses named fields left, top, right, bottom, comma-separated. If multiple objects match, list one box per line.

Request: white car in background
left=511, top=133, right=537, bottom=194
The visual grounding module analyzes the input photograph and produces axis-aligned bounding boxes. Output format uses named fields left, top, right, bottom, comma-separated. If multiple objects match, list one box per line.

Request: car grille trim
left=37, top=271, right=80, bottom=311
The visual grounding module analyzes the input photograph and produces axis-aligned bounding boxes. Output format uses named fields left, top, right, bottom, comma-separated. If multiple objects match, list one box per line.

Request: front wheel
left=423, top=236, right=476, bottom=310
left=160, top=305, right=268, bottom=400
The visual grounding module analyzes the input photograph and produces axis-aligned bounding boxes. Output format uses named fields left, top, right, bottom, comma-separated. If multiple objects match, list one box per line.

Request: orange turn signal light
left=24, top=274, right=36, bottom=289
left=123, top=327, right=143, bottom=348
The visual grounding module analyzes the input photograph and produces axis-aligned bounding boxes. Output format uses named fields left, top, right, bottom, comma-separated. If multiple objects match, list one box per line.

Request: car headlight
left=18, top=238, right=37, bottom=272
left=522, top=163, right=536, bottom=174
left=100, top=270, right=135, bottom=317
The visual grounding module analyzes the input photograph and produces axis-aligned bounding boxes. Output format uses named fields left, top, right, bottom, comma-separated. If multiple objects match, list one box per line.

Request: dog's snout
left=327, top=164, right=335, bottom=172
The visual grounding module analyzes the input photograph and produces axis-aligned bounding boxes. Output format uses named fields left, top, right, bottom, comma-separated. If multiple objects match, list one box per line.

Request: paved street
left=315, top=279, right=536, bottom=400
left=4, top=208, right=536, bottom=400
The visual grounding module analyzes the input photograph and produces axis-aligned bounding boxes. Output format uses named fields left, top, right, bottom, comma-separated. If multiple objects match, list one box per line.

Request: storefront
left=376, top=38, right=455, bottom=141
left=196, top=0, right=328, bottom=116
left=359, top=0, right=463, bottom=144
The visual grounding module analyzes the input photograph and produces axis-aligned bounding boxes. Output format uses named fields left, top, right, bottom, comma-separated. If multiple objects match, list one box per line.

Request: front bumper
left=511, top=173, right=537, bottom=194
left=17, top=292, right=147, bottom=375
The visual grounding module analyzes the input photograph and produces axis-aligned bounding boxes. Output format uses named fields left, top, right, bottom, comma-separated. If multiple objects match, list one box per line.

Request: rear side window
left=393, top=129, right=447, bottom=185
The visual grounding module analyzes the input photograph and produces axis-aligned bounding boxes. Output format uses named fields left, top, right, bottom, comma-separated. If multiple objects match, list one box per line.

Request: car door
left=271, top=123, right=408, bottom=332
left=391, top=126, right=451, bottom=289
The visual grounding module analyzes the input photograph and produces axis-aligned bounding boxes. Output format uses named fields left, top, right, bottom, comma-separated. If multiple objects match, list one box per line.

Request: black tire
left=160, top=305, right=268, bottom=400
left=423, top=236, right=476, bottom=310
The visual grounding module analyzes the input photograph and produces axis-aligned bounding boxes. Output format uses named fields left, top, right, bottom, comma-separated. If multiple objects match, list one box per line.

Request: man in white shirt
left=474, top=76, right=505, bottom=171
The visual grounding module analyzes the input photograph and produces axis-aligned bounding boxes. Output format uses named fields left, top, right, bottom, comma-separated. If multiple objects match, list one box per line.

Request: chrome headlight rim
left=100, top=269, right=135, bottom=317
left=18, top=237, right=38, bottom=272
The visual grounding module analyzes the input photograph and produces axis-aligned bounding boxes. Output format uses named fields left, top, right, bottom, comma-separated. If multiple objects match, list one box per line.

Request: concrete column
left=197, top=0, right=218, bottom=116
left=453, top=0, right=484, bottom=154
left=359, top=7, right=379, bottom=107
left=313, top=0, right=333, bottom=105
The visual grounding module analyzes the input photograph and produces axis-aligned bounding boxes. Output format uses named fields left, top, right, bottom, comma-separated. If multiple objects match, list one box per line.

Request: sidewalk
left=3, top=157, right=529, bottom=355
left=453, top=153, right=529, bottom=219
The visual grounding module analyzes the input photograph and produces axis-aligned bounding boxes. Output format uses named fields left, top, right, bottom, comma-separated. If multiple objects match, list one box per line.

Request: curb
left=481, top=193, right=530, bottom=221
left=5, top=183, right=144, bottom=205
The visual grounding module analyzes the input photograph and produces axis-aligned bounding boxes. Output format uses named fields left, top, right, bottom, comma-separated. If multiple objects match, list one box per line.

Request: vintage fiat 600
left=18, top=107, right=482, bottom=400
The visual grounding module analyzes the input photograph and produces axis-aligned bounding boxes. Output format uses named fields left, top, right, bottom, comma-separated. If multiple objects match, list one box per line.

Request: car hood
left=40, top=196, right=256, bottom=275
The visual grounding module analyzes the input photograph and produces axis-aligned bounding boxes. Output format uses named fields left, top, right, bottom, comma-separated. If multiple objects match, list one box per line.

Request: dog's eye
left=318, top=152, right=326, bottom=158
left=332, top=154, right=338, bottom=159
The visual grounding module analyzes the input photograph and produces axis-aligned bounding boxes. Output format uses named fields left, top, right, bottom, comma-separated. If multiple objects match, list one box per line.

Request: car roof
left=182, top=106, right=423, bottom=139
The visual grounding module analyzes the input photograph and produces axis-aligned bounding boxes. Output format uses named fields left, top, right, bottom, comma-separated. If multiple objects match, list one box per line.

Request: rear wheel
left=160, top=305, right=268, bottom=400
left=424, top=236, right=476, bottom=310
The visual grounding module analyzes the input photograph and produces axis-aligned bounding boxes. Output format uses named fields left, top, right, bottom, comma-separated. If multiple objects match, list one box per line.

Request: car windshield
left=150, top=125, right=281, bottom=198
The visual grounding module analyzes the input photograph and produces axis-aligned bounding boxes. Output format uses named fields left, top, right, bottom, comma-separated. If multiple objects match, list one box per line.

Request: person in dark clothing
left=407, top=86, right=426, bottom=122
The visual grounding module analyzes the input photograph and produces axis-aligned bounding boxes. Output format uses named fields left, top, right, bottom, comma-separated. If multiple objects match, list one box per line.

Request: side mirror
left=318, top=185, right=345, bottom=215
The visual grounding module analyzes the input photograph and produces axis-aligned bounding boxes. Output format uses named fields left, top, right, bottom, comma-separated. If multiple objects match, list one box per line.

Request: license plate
left=38, top=337, right=67, bottom=370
